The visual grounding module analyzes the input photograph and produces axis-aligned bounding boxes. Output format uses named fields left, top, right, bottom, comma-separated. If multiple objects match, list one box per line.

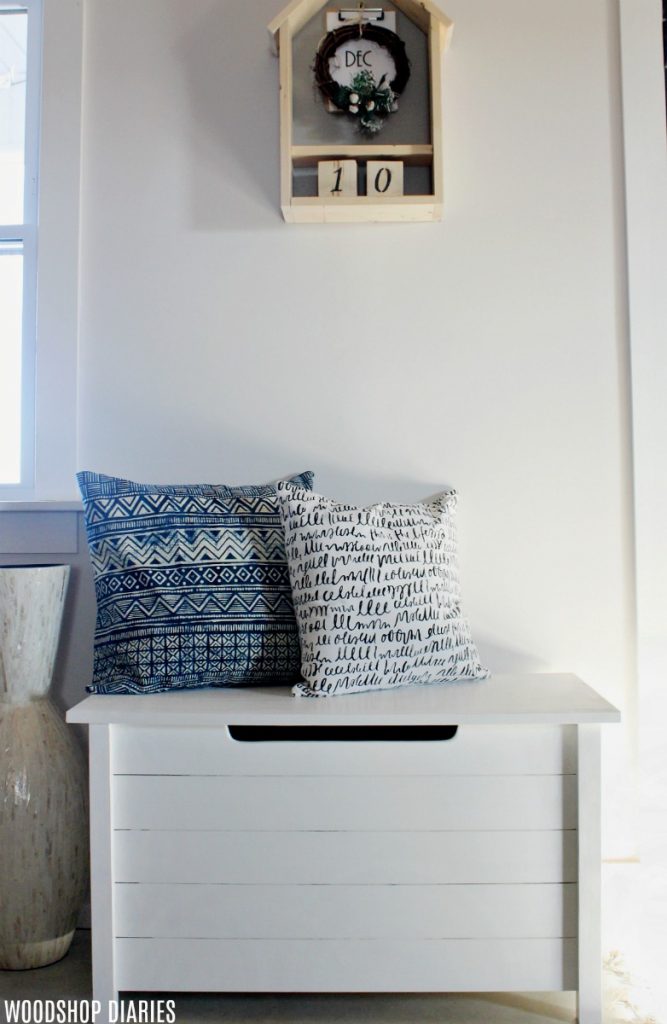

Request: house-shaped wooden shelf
left=268, top=0, right=453, bottom=223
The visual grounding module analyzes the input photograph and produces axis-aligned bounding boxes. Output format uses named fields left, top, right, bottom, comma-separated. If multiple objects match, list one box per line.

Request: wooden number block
left=318, top=160, right=358, bottom=198
left=367, top=161, right=404, bottom=197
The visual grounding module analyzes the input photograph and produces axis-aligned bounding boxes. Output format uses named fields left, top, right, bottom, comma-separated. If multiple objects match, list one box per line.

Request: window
left=0, top=1, right=40, bottom=488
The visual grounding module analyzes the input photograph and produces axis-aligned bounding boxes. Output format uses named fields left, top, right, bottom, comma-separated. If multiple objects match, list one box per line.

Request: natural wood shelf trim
left=292, top=144, right=434, bottom=167
left=284, top=201, right=442, bottom=224
left=291, top=194, right=436, bottom=206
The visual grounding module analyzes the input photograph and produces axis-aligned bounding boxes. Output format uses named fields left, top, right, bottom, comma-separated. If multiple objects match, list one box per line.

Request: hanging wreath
left=313, top=23, right=411, bottom=136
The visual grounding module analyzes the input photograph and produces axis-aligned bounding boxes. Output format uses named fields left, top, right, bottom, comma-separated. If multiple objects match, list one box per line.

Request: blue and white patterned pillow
left=77, top=471, right=314, bottom=694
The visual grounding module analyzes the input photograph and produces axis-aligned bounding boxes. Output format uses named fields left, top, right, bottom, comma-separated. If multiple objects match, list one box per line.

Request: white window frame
left=620, top=0, right=667, bottom=846
left=0, top=0, right=40, bottom=491
left=0, top=0, right=82, bottom=505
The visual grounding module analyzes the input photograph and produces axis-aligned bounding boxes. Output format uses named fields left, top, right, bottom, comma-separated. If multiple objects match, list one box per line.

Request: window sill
left=0, top=500, right=82, bottom=513
left=0, top=500, right=82, bottom=554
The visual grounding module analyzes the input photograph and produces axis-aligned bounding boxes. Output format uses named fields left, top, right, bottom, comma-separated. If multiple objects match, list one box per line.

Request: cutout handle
left=228, top=725, right=458, bottom=743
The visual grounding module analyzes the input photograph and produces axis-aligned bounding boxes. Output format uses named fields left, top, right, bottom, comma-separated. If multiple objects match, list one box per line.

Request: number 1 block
left=318, top=160, right=358, bottom=198
left=367, top=161, right=404, bottom=197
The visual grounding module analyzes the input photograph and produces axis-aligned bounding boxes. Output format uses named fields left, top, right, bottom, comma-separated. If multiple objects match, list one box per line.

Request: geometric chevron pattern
left=77, top=470, right=313, bottom=694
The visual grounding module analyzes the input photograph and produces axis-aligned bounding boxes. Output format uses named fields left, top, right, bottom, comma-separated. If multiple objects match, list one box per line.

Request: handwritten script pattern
left=277, top=486, right=488, bottom=697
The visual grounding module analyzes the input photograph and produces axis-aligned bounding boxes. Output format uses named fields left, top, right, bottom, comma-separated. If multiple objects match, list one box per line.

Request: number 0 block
left=318, top=160, right=358, bottom=198
left=367, top=161, right=404, bottom=197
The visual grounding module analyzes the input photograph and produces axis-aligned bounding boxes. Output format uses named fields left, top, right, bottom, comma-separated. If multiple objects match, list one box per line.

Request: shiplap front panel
left=114, top=829, right=577, bottom=885
left=115, top=937, right=577, bottom=993
left=68, top=677, right=618, bottom=1008
left=112, top=774, right=576, bottom=832
left=114, top=882, right=577, bottom=940
left=111, top=724, right=576, bottom=776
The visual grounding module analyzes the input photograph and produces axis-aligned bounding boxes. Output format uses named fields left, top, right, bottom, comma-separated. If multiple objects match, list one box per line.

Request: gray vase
left=0, top=564, right=88, bottom=970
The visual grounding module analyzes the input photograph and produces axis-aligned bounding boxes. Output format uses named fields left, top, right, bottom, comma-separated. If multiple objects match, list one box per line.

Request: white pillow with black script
left=277, top=485, right=489, bottom=697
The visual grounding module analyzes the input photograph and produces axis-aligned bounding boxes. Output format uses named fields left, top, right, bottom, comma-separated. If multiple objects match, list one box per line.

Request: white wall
left=75, top=0, right=635, bottom=851
left=0, top=0, right=611, bottom=869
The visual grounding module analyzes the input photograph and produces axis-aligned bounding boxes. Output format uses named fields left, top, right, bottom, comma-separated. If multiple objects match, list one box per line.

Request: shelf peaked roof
left=268, top=0, right=453, bottom=52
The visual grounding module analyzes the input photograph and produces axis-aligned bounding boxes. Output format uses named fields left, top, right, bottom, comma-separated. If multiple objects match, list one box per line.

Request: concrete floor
left=0, top=930, right=587, bottom=1024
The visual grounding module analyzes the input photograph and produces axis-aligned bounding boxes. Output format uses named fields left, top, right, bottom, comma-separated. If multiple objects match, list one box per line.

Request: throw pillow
left=78, top=470, right=314, bottom=694
left=277, top=485, right=488, bottom=697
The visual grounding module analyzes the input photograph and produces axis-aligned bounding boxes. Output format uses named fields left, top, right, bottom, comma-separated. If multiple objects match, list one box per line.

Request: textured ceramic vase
left=0, top=565, right=88, bottom=970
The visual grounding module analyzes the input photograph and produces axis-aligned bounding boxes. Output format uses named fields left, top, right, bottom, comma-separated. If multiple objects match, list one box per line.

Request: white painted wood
left=112, top=773, right=576, bottom=832
left=577, top=724, right=602, bottom=1024
left=619, top=12, right=667, bottom=997
left=112, top=722, right=576, bottom=777
left=619, top=0, right=667, bottom=648
left=74, top=677, right=616, bottom=1002
left=0, top=511, right=78, bottom=554
left=114, top=829, right=577, bottom=885
left=66, top=673, right=621, bottom=727
left=89, top=726, right=118, bottom=1011
left=1, top=0, right=83, bottom=501
left=115, top=937, right=577, bottom=993
left=0, top=500, right=81, bottom=512
left=114, top=882, right=577, bottom=940
left=0, top=0, right=40, bottom=494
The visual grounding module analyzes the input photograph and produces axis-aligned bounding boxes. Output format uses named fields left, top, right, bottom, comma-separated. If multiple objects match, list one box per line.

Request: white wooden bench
left=67, top=672, right=619, bottom=1024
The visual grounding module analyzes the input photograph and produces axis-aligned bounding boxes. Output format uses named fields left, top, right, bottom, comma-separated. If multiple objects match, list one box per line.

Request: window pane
left=0, top=245, right=23, bottom=483
left=0, top=9, right=27, bottom=224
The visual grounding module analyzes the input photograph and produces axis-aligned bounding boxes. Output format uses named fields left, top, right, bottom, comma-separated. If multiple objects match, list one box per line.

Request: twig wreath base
left=314, top=23, right=411, bottom=136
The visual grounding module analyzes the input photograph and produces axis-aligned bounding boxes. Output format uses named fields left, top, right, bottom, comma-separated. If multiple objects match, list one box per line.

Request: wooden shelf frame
left=270, top=0, right=453, bottom=224
left=288, top=198, right=439, bottom=224
left=268, top=0, right=453, bottom=53
left=291, top=144, right=434, bottom=167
